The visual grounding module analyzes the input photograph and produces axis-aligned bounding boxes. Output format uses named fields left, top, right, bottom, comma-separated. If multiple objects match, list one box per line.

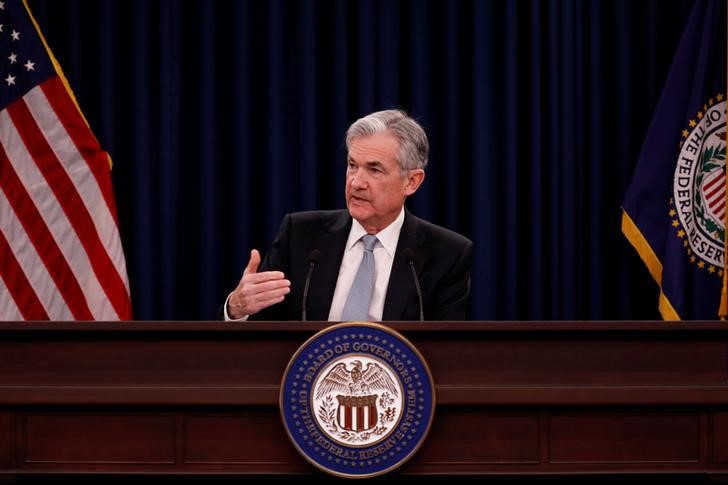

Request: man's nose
left=350, top=170, right=367, bottom=187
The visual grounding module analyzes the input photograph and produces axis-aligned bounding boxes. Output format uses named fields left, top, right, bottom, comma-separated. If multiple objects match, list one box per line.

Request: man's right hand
left=227, top=249, right=291, bottom=319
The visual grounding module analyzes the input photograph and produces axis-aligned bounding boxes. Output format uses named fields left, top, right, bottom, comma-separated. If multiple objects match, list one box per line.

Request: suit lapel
left=307, top=211, right=351, bottom=320
left=383, top=209, right=426, bottom=320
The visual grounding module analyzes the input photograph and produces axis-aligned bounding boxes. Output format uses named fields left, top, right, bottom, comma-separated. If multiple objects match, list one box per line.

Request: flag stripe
left=0, top=187, right=75, bottom=319
left=0, top=225, right=49, bottom=319
left=26, top=83, right=130, bottom=299
left=704, top=173, right=722, bottom=190
left=705, top=181, right=723, bottom=200
left=40, top=77, right=121, bottom=225
left=0, top=187, right=66, bottom=318
left=5, top=95, right=129, bottom=319
left=0, top=107, right=112, bottom=319
left=708, top=197, right=725, bottom=212
left=0, top=275, right=26, bottom=320
left=706, top=176, right=726, bottom=219
left=707, top=192, right=724, bottom=207
left=0, top=140, right=94, bottom=319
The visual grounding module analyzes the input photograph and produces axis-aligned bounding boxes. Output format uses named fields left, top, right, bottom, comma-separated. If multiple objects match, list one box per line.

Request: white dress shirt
left=328, top=207, right=404, bottom=321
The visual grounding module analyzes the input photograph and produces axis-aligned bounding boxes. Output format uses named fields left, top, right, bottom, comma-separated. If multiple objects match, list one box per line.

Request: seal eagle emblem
left=312, top=355, right=402, bottom=443
left=280, top=322, right=435, bottom=478
left=315, top=359, right=399, bottom=433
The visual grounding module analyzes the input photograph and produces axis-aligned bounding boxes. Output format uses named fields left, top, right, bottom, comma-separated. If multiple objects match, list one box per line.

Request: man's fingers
left=243, top=249, right=261, bottom=276
left=231, top=249, right=290, bottom=317
left=254, top=294, right=288, bottom=309
left=245, top=271, right=287, bottom=284
left=240, top=285, right=291, bottom=315
left=240, top=278, right=291, bottom=297
left=252, top=286, right=291, bottom=307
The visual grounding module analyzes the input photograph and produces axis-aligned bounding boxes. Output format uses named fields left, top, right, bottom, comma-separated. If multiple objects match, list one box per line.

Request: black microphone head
left=307, top=249, right=321, bottom=264
left=402, top=248, right=416, bottom=264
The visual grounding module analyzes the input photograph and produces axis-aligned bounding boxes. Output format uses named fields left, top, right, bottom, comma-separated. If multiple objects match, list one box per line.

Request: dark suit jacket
left=244, top=209, right=472, bottom=321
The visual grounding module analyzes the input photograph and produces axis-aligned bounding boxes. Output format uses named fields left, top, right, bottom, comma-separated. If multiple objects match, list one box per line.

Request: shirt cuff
left=223, top=291, right=249, bottom=321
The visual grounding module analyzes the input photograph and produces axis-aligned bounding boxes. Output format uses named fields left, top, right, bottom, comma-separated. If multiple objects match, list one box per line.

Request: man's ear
left=404, top=169, right=425, bottom=196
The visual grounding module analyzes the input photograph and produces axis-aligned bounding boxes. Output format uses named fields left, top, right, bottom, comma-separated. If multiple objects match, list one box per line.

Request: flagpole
left=720, top=0, right=728, bottom=320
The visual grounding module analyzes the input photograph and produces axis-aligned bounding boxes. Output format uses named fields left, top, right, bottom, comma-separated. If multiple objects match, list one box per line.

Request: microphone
left=301, top=249, right=321, bottom=321
left=403, top=248, right=424, bottom=321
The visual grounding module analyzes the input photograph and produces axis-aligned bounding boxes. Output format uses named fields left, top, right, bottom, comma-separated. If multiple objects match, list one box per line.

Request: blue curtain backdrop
left=27, top=0, right=696, bottom=321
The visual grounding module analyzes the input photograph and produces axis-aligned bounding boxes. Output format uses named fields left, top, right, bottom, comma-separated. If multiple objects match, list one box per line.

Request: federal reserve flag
left=0, top=0, right=132, bottom=320
left=622, top=0, right=726, bottom=320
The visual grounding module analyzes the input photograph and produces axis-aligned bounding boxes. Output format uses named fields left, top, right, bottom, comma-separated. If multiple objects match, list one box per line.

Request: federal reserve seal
left=279, top=322, right=435, bottom=478
left=672, top=96, right=726, bottom=273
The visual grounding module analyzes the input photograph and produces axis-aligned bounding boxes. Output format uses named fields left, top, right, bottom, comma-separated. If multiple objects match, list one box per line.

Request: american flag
left=0, top=0, right=132, bottom=320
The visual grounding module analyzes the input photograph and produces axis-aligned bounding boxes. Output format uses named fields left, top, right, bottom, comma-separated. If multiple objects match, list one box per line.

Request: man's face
left=345, top=132, right=423, bottom=233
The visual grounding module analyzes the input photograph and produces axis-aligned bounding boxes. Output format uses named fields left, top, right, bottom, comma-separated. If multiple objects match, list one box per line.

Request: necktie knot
left=361, top=234, right=377, bottom=252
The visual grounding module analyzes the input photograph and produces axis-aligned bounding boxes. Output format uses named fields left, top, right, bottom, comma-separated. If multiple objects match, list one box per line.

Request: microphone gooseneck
left=403, top=248, right=424, bottom=321
left=302, top=249, right=321, bottom=321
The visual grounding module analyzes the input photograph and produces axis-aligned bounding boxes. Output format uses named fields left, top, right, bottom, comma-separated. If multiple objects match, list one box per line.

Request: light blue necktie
left=341, top=234, right=378, bottom=321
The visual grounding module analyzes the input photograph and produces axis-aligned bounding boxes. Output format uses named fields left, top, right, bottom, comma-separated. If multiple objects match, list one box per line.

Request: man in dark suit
left=223, top=109, right=472, bottom=321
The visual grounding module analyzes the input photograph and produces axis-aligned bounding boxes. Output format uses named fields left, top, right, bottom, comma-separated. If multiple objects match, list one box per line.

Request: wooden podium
left=1, top=321, right=728, bottom=482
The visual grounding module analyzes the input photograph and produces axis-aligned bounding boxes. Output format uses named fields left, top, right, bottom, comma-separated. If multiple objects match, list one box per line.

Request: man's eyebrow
left=347, top=156, right=385, bottom=168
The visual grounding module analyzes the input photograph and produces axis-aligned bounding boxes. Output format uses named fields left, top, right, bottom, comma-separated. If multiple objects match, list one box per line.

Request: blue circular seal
left=279, top=322, right=435, bottom=478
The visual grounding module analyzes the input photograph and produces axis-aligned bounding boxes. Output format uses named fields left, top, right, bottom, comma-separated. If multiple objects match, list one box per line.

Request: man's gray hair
left=345, top=109, right=429, bottom=175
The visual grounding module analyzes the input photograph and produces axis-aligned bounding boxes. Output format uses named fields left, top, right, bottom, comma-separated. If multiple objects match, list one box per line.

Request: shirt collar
left=346, top=207, right=405, bottom=258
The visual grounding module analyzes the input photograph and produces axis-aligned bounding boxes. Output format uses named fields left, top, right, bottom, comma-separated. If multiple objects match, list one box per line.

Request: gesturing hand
left=227, top=249, right=291, bottom=319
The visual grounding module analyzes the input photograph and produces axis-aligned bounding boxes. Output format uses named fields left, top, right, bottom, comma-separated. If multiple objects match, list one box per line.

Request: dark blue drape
left=28, top=0, right=696, bottom=320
